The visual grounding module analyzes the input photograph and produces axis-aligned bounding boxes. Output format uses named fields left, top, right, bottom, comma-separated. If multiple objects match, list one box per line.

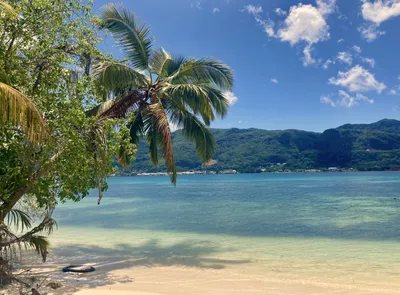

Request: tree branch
left=0, top=152, right=61, bottom=221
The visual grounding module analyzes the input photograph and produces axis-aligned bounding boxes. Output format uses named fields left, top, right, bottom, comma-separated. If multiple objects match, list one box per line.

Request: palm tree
left=94, top=4, right=234, bottom=183
left=0, top=82, right=48, bottom=144
left=0, top=1, right=46, bottom=143
left=0, top=0, right=17, bottom=16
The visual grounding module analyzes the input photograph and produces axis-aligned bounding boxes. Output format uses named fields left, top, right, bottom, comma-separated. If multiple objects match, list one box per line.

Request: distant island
left=115, top=119, right=400, bottom=175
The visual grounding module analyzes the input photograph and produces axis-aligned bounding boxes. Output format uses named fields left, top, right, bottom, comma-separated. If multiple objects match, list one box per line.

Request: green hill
left=117, top=119, right=400, bottom=174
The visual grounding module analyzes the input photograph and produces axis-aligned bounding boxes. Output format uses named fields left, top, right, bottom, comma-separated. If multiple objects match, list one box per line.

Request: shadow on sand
left=23, top=239, right=249, bottom=294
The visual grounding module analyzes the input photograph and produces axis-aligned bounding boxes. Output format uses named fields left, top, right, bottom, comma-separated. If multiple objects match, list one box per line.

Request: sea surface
left=49, top=172, right=400, bottom=292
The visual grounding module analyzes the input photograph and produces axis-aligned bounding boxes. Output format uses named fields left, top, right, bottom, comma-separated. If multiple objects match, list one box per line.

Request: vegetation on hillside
left=118, top=119, right=400, bottom=174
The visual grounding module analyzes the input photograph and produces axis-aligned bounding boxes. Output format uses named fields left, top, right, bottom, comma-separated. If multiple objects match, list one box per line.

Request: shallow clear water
left=50, top=172, right=400, bottom=289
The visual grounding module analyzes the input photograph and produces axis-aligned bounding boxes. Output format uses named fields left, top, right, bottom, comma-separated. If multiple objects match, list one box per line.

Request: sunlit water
left=49, top=172, right=400, bottom=290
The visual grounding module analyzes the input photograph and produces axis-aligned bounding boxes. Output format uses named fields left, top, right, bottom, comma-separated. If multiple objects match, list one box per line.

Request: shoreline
left=114, top=169, right=400, bottom=177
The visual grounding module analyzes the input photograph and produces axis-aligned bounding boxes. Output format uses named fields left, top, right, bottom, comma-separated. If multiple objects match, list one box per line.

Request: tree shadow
left=22, top=239, right=250, bottom=294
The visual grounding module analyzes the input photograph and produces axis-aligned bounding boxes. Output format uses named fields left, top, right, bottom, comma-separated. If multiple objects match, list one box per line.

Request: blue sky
left=94, top=0, right=400, bottom=132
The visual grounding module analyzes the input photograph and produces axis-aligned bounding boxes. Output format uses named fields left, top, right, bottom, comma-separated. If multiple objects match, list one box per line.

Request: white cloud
left=212, top=7, right=220, bottom=13
left=244, top=1, right=336, bottom=66
left=358, top=1, right=400, bottom=41
left=389, top=89, right=398, bottom=95
left=337, top=38, right=345, bottom=43
left=361, top=0, right=400, bottom=25
left=322, top=59, right=334, bottom=69
left=190, top=1, right=202, bottom=9
left=361, top=57, right=376, bottom=68
left=224, top=91, right=239, bottom=105
left=271, top=78, right=279, bottom=84
left=316, top=0, right=337, bottom=15
left=352, top=45, right=362, bottom=53
left=275, top=8, right=287, bottom=16
left=358, top=24, right=386, bottom=41
left=243, top=5, right=276, bottom=37
left=169, top=122, right=180, bottom=132
left=337, top=52, right=353, bottom=65
left=329, top=65, right=386, bottom=93
left=243, top=4, right=262, bottom=15
left=321, top=91, right=374, bottom=108
left=320, top=96, right=336, bottom=107
left=278, top=4, right=330, bottom=45
left=303, top=45, right=317, bottom=66
left=337, top=90, right=374, bottom=108
left=277, top=0, right=336, bottom=66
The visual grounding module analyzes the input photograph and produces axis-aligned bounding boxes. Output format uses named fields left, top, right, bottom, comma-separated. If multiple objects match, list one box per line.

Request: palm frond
left=93, top=61, right=149, bottom=95
left=166, top=58, right=234, bottom=90
left=27, top=235, right=49, bottom=262
left=143, top=103, right=177, bottom=183
left=129, top=109, right=145, bottom=144
left=164, top=84, right=214, bottom=125
left=164, top=83, right=229, bottom=121
left=161, top=55, right=188, bottom=77
left=146, top=127, right=159, bottom=166
left=166, top=99, right=215, bottom=162
left=6, top=209, right=32, bottom=232
left=96, top=90, right=146, bottom=119
left=149, top=48, right=172, bottom=78
left=0, top=0, right=18, bottom=16
left=100, top=4, right=153, bottom=71
left=0, top=82, right=48, bottom=143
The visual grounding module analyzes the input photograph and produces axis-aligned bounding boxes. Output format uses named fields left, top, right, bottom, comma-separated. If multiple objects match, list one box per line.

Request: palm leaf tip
left=0, top=0, right=18, bottom=16
left=99, top=3, right=153, bottom=71
left=0, top=82, right=48, bottom=144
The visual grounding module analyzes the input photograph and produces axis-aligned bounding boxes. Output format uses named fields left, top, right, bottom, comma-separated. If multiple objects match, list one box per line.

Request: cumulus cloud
left=212, top=7, right=220, bottom=13
left=277, top=0, right=336, bottom=66
left=328, top=65, right=386, bottom=93
left=321, top=90, right=374, bottom=108
left=359, top=0, right=400, bottom=41
left=243, top=0, right=336, bottom=66
left=361, top=0, right=400, bottom=24
left=337, top=38, right=345, bottom=43
left=336, top=52, right=353, bottom=65
left=275, top=8, right=287, bottom=16
left=224, top=91, right=239, bottom=105
left=361, top=57, right=376, bottom=68
left=271, top=78, right=279, bottom=84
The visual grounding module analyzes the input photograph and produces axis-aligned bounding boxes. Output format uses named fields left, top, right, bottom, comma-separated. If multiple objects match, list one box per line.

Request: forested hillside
left=116, top=119, right=400, bottom=174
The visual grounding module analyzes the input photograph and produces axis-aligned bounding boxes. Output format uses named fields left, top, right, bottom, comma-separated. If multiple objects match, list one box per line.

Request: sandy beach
left=15, top=258, right=400, bottom=295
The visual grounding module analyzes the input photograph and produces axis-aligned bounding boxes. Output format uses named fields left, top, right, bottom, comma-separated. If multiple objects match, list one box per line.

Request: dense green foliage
left=0, top=1, right=133, bottom=283
left=118, top=119, right=400, bottom=173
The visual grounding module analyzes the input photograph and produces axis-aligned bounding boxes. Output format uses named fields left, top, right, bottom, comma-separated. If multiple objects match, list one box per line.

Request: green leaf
left=166, top=58, right=234, bottom=90
left=100, top=4, right=153, bottom=71
left=0, top=82, right=48, bottom=144
left=93, top=61, right=150, bottom=95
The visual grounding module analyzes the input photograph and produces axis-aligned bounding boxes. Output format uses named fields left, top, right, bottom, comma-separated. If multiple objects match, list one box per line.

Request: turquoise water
left=54, top=172, right=400, bottom=240
left=50, top=172, right=400, bottom=290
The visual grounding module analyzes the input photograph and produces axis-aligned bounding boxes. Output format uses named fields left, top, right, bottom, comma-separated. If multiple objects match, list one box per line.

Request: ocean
left=49, top=172, right=400, bottom=293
